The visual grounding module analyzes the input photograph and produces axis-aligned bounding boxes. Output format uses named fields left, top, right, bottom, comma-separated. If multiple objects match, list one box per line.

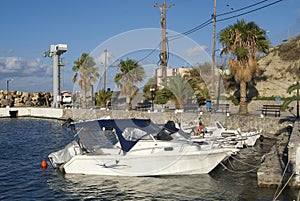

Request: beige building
left=155, top=67, right=191, bottom=87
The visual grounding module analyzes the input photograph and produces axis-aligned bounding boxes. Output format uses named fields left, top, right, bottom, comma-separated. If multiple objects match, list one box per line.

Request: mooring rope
left=272, top=170, right=295, bottom=201
left=230, top=154, right=261, bottom=168
left=220, top=161, right=259, bottom=174
left=227, top=157, right=237, bottom=170
left=272, top=160, right=292, bottom=201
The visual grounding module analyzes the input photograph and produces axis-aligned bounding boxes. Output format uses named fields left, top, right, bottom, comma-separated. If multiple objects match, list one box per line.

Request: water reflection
left=45, top=139, right=300, bottom=201
left=1, top=118, right=299, bottom=201
left=48, top=173, right=228, bottom=200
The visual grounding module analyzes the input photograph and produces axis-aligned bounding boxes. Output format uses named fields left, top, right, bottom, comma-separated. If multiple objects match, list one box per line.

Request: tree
left=95, top=88, right=113, bottom=108
left=72, top=53, right=99, bottom=108
left=282, top=81, right=300, bottom=118
left=143, top=77, right=157, bottom=100
left=154, top=87, right=174, bottom=105
left=114, top=58, right=145, bottom=110
left=184, top=64, right=210, bottom=105
left=218, top=19, right=269, bottom=114
left=164, top=75, right=194, bottom=109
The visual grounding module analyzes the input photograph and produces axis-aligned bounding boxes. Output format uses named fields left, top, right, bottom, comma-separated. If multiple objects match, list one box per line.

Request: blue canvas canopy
left=71, top=119, right=164, bottom=152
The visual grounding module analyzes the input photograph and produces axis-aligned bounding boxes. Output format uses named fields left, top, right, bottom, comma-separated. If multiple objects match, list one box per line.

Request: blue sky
left=0, top=0, right=299, bottom=92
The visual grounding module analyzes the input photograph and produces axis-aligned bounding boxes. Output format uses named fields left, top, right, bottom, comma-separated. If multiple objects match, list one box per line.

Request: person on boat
left=194, top=117, right=205, bottom=136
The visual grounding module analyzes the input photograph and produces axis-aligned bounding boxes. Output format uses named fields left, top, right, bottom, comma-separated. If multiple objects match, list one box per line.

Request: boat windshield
left=77, top=128, right=118, bottom=153
left=216, top=121, right=225, bottom=129
left=123, top=127, right=150, bottom=140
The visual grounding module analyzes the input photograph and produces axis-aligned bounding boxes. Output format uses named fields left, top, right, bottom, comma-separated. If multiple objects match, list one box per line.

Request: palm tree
left=282, top=81, right=300, bottom=118
left=218, top=19, right=269, bottom=114
left=72, top=53, right=100, bottom=108
left=95, top=88, right=113, bottom=108
left=154, top=87, right=174, bottom=105
left=115, top=58, right=145, bottom=110
left=165, top=75, right=194, bottom=109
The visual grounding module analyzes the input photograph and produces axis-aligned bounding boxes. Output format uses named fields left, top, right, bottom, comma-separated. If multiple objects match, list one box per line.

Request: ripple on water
left=0, top=118, right=299, bottom=201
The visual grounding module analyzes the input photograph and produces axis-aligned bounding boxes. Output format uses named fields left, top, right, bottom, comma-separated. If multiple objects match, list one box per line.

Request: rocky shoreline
left=0, top=90, right=52, bottom=107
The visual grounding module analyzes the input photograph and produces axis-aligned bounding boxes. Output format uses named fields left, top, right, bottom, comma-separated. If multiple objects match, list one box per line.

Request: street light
left=6, top=78, right=13, bottom=94
left=216, top=66, right=229, bottom=112
left=294, top=81, right=299, bottom=119
left=150, top=87, right=155, bottom=112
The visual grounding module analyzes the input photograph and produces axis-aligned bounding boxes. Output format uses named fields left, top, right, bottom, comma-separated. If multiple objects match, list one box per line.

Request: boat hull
left=62, top=148, right=235, bottom=176
left=243, top=132, right=261, bottom=147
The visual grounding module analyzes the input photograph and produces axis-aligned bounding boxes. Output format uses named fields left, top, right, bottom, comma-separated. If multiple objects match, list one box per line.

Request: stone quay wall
left=287, top=120, right=300, bottom=187
left=0, top=90, right=52, bottom=107
left=63, top=109, right=291, bottom=135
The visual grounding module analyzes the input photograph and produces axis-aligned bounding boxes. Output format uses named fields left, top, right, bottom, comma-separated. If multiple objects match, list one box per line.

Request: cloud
left=183, top=45, right=208, bottom=57
left=0, top=49, right=14, bottom=54
left=0, top=56, right=52, bottom=77
left=9, top=76, right=53, bottom=92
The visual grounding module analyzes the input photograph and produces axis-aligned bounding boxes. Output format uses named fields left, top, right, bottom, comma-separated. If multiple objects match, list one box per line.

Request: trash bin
left=206, top=101, right=212, bottom=112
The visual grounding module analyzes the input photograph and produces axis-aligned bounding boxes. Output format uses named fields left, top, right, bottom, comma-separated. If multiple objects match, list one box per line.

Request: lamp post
left=216, top=67, right=226, bottom=112
left=6, top=78, right=13, bottom=95
left=150, top=87, right=155, bottom=112
left=76, top=91, right=80, bottom=108
left=91, top=85, right=94, bottom=108
left=295, top=81, right=299, bottom=119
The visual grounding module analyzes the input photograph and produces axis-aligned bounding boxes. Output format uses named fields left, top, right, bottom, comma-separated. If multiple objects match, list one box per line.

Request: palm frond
left=287, top=84, right=300, bottom=94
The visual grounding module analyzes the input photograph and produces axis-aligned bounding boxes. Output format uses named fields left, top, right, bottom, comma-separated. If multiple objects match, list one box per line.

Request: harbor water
left=0, top=118, right=299, bottom=200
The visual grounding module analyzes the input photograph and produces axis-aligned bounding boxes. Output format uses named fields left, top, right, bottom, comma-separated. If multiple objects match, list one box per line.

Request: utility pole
left=211, top=0, right=217, bottom=106
left=154, top=1, right=173, bottom=86
left=103, top=49, right=107, bottom=91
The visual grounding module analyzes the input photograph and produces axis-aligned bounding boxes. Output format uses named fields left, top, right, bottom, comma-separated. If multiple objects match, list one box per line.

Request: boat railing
left=149, top=134, right=158, bottom=144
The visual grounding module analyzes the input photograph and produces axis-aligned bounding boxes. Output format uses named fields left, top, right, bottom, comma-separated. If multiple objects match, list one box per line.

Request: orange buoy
left=41, top=159, right=47, bottom=169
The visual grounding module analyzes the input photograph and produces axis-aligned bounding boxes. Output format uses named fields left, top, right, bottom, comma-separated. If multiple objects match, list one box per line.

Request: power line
left=217, top=0, right=283, bottom=22
left=169, top=17, right=213, bottom=38
left=217, top=0, right=269, bottom=17
left=116, top=0, right=283, bottom=68
left=167, top=0, right=282, bottom=41
left=137, top=42, right=161, bottom=64
left=168, top=18, right=212, bottom=41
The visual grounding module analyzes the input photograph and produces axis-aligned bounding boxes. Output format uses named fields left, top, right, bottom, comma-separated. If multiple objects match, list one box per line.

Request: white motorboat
left=190, top=121, right=262, bottom=148
left=48, top=119, right=239, bottom=176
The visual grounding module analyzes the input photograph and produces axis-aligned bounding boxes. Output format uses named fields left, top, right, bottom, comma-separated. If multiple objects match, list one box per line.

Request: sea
left=0, top=118, right=299, bottom=201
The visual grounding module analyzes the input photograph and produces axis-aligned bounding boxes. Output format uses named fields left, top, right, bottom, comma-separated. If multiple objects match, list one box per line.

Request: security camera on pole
left=44, top=44, right=67, bottom=108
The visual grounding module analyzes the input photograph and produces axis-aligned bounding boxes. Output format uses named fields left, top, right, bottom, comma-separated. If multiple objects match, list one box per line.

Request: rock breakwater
left=0, top=90, right=52, bottom=107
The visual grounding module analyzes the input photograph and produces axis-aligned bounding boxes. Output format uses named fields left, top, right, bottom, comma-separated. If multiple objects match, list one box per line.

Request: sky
left=0, top=0, right=299, bottom=93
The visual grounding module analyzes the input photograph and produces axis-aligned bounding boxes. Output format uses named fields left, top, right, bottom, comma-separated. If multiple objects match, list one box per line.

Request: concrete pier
left=257, top=135, right=290, bottom=187
left=287, top=120, right=300, bottom=187
left=257, top=119, right=299, bottom=188
left=0, top=107, right=64, bottom=119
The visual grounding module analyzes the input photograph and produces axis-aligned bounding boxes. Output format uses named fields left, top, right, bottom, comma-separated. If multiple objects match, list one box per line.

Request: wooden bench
left=261, top=104, right=281, bottom=117
left=135, top=102, right=150, bottom=111
left=214, top=104, right=230, bottom=114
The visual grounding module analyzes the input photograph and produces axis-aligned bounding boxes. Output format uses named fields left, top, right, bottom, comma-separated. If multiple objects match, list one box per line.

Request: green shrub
left=227, top=95, right=240, bottom=105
